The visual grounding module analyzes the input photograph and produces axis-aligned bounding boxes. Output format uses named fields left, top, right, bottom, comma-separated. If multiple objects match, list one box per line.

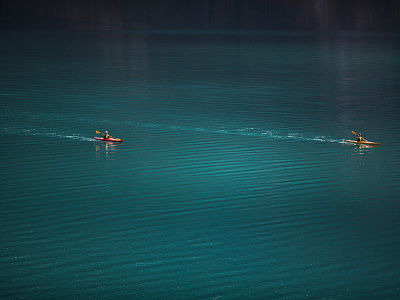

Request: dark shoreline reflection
left=1, top=0, right=400, bottom=32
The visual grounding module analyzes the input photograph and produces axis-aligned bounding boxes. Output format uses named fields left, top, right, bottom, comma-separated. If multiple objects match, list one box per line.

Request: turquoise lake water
left=1, top=30, right=400, bottom=299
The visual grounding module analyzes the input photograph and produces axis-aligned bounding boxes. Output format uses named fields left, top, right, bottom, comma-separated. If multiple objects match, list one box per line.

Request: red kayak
left=93, top=137, right=123, bottom=143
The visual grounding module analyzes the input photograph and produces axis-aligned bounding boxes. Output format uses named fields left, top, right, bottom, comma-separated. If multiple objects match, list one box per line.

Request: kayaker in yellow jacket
left=102, top=131, right=110, bottom=139
left=356, top=133, right=365, bottom=142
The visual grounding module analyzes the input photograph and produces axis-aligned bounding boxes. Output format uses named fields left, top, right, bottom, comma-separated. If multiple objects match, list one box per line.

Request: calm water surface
left=1, top=31, right=400, bottom=299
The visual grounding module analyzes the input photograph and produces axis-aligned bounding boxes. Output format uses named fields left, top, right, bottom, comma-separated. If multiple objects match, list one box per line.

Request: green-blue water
left=1, top=31, right=400, bottom=299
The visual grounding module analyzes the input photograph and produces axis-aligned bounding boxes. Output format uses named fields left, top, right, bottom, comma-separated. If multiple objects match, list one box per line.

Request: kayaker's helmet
left=105, top=131, right=108, bottom=134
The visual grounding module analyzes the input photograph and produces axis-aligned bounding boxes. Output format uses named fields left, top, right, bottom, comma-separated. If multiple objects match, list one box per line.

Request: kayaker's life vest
left=357, top=136, right=362, bottom=142
left=103, top=134, right=109, bottom=139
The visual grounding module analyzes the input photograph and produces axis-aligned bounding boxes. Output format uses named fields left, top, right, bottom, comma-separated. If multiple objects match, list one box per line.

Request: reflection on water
left=94, top=141, right=122, bottom=160
left=354, top=144, right=380, bottom=150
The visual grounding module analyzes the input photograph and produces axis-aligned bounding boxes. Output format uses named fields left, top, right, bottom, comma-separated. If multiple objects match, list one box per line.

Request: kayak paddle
left=352, top=131, right=357, bottom=136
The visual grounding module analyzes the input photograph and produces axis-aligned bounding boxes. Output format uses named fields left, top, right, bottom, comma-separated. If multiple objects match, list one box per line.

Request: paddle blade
left=96, top=130, right=101, bottom=134
left=352, top=131, right=357, bottom=135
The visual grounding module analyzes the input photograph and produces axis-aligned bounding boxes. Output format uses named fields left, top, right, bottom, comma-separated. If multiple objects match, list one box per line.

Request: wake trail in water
left=123, top=121, right=344, bottom=144
left=2, top=109, right=343, bottom=144
left=3, top=126, right=94, bottom=142
left=2, top=110, right=97, bottom=142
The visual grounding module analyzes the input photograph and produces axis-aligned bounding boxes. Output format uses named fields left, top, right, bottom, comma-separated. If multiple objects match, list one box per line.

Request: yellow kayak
left=344, top=140, right=380, bottom=146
